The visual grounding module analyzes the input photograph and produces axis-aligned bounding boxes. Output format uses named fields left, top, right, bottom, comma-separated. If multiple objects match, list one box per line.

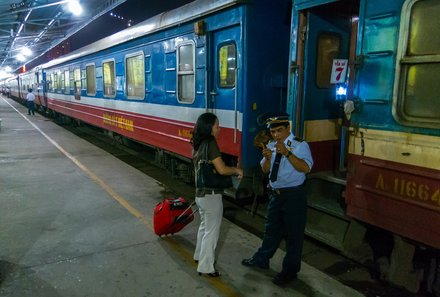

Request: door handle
left=210, top=91, right=217, bottom=103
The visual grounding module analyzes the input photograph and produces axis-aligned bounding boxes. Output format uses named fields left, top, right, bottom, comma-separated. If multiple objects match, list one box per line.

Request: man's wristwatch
left=286, top=151, right=293, bottom=158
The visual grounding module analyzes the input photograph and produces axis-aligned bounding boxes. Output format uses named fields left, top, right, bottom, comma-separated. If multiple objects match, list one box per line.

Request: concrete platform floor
left=0, top=96, right=365, bottom=297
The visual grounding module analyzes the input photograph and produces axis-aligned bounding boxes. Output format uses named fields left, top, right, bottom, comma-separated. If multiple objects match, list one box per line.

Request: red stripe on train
left=47, top=98, right=241, bottom=158
left=346, top=154, right=440, bottom=249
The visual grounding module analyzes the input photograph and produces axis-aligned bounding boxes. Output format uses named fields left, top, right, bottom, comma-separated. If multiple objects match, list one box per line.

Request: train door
left=208, top=26, right=241, bottom=144
left=300, top=4, right=354, bottom=172
left=38, top=69, right=48, bottom=111
left=289, top=0, right=361, bottom=252
left=35, top=71, right=43, bottom=109
left=17, top=76, right=23, bottom=102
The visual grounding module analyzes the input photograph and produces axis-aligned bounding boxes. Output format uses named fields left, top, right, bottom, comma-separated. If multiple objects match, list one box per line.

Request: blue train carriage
left=37, top=0, right=291, bottom=196
left=17, top=68, right=46, bottom=108
left=288, top=0, right=440, bottom=293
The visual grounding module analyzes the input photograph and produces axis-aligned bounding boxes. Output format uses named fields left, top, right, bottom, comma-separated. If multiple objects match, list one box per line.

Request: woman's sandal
left=198, top=271, right=220, bottom=277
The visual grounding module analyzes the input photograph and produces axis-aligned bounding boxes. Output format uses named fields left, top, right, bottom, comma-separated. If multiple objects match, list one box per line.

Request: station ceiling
left=0, top=0, right=127, bottom=73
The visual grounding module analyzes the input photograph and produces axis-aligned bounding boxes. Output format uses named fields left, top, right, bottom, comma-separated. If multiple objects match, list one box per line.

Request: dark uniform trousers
left=253, top=182, right=307, bottom=275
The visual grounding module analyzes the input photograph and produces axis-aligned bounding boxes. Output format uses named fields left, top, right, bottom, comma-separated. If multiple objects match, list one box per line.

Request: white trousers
left=193, top=192, right=223, bottom=273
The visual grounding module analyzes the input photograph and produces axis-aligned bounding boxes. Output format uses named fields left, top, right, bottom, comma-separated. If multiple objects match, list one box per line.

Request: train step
left=305, top=172, right=371, bottom=260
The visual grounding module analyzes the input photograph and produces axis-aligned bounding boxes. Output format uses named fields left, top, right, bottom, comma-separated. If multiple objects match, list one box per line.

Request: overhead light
left=16, top=54, right=26, bottom=62
left=68, top=0, right=82, bottom=16
left=16, top=23, right=24, bottom=36
left=21, top=47, right=32, bottom=56
left=4, top=66, right=12, bottom=73
left=24, top=9, right=32, bottom=22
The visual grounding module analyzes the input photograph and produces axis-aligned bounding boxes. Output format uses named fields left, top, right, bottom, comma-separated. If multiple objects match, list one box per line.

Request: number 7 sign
left=330, top=59, right=348, bottom=84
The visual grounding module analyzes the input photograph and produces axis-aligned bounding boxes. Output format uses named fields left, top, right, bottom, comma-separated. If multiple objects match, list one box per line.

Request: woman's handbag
left=196, top=141, right=233, bottom=189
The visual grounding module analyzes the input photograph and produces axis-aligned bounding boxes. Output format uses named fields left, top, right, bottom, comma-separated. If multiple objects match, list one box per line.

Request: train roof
left=40, top=0, right=243, bottom=70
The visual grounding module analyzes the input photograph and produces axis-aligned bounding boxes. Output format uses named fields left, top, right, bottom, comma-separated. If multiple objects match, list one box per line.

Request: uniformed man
left=242, top=112, right=313, bottom=286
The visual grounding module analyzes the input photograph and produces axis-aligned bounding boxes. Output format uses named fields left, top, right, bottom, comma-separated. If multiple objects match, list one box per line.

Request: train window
left=394, top=0, right=440, bottom=128
left=218, top=43, right=236, bottom=88
left=48, top=73, right=53, bottom=91
left=407, top=0, right=440, bottom=55
left=57, top=72, right=63, bottom=92
left=316, top=33, right=341, bottom=88
left=86, top=64, right=96, bottom=96
left=64, top=70, right=70, bottom=94
left=177, top=42, right=195, bottom=103
left=70, top=70, right=74, bottom=93
left=74, top=68, right=81, bottom=99
left=81, top=69, right=86, bottom=91
left=125, top=52, right=145, bottom=100
left=53, top=73, right=57, bottom=91
left=103, top=60, right=116, bottom=98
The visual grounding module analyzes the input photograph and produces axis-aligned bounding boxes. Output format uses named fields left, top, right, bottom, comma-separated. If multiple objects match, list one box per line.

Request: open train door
left=288, top=0, right=364, bottom=255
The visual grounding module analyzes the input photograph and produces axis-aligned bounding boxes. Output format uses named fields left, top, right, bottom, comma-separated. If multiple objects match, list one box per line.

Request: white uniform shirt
left=26, top=92, right=35, bottom=102
left=260, top=133, right=314, bottom=188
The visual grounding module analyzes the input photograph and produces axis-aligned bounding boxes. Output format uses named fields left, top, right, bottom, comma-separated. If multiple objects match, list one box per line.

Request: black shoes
left=198, top=271, right=220, bottom=277
left=272, top=272, right=297, bottom=286
left=241, top=257, right=269, bottom=269
left=242, top=257, right=297, bottom=285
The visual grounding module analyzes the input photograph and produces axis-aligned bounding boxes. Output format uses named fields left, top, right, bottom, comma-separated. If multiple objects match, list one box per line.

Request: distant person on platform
left=26, top=88, right=35, bottom=116
left=241, top=112, right=313, bottom=286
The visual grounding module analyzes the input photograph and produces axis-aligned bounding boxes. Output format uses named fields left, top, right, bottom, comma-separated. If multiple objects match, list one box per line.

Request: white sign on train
left=330, top=59, right=348, bottom=84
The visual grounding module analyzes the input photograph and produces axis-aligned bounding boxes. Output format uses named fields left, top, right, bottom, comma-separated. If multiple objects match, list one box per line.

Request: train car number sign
left=330, top=59, right=348, bottom=84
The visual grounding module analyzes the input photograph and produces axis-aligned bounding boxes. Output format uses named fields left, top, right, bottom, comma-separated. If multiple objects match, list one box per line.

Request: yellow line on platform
left=1, top=97, right=152, bottom=228
left=165, top=236, right=244, bottom=297
left=2, top=97, right=243, bottom=297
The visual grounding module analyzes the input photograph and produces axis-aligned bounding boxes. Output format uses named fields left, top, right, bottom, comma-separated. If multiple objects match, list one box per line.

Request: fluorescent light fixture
left=16, top=54, right=26, bottom=62
left=21, top=47, right=32, bottom=56
left=24, top=9, right=32, bottom=22
left=68, top=0, right=83, bottom=16
left=17, top=23, right=24, bottom=36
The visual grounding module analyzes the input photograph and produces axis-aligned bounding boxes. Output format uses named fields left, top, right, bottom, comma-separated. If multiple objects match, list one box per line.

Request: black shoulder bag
left=196, top=141, right=233, bottom=189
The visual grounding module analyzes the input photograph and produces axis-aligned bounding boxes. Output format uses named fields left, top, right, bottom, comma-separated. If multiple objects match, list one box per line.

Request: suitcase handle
left=175, top=201, right=198, bottom=223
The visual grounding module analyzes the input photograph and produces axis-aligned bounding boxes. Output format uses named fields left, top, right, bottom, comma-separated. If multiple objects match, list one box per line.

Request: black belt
left=268, top=184, right=304, bottom=195
left=196, top=188, right=223, bottom=197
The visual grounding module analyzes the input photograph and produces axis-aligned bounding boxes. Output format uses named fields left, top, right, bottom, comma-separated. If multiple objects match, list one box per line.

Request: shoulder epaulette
left=294, top=136, right=304, bottom=142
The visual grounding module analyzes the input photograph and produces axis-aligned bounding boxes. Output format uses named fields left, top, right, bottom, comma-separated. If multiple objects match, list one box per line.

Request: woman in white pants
left=191, top=112, right=243, bottom=277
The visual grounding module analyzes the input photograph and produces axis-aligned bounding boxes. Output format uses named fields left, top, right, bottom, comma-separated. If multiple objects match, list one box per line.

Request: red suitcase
left=153, top=197, right=196, bottom=236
